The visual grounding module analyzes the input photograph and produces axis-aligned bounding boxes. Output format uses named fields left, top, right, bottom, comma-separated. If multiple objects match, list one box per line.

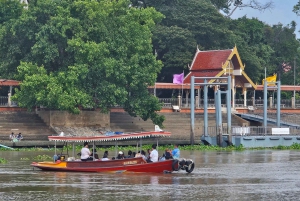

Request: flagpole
left=181, top=70, right=184, bottom=99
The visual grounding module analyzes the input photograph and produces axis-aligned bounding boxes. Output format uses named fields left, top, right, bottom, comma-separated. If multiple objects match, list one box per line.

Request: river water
left=0, top=149, right=300, bottom=201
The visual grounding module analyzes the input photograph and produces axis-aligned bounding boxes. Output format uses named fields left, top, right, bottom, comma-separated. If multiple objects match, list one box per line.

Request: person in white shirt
left=81, top=142, right=93, bottom=161
left=9, top=132, right=15, bottom=141
left=148, top=144, right=158, bottom=163
left=101, top=151, right=109, bottom=161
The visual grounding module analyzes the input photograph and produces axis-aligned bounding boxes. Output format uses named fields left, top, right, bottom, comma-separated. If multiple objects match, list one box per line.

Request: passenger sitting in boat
left=141, top=150, right=147, bottom=161
left=135, top=151, right=142, bottom=158
left=92, top=149, right=99, bottom=159
left=102, top=151, right=109, bottom=161
left=103, top=150, right=108, bottom=158
left=147, top=144, right=158, bottom=163
left=126, top=150, right=133, bottom=158
left=81, top=142, right=93, bottom=161
left=146, top=149, right=151, bottom=160
left=159, top=154, right=165, bottom=161
left=117, top=151, right=124, bottom=159
left=132, top=151, right=136, bottom=157
left=165, top=148, right=173, bottom=160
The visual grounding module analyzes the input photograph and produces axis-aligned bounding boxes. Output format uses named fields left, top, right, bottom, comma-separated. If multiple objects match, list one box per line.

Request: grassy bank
left=1, top=143, right=300, bottom=152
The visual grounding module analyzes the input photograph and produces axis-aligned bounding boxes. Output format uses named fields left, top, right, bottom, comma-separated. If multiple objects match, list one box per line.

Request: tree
left=1, top=0, right=166, bottom=126
left=153, top=25, right=196, bottom=83
left=293, top=0, right=300, bottom=16
left=139, top=0, right=234, bottom=84
left=210, top=0, right=274, bottom=17
left=228, top=17, right=274, bottom=84
left=265, top=22, right=300, bottom=85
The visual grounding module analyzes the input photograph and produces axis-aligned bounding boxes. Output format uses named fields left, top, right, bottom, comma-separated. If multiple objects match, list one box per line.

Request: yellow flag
left=262, top=74, right=277, bottom=86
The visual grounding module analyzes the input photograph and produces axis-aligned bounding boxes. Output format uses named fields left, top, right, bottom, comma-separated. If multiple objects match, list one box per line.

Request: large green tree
left=0, top=0, right=166, bottom=126
left=228, top=17, right=274, bottom=84
left=264, top=22, right=300, bottom=85
left=138, top=0, right=234, bottom=84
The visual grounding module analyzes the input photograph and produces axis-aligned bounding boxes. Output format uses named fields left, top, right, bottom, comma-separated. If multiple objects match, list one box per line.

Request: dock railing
left=158, top=98, right=300, bottom=109
left=204, top=126, right=299, bottom=137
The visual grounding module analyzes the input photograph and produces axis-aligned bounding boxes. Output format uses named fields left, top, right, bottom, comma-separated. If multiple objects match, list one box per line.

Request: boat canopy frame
left=49, top=131, right=171, bottom=160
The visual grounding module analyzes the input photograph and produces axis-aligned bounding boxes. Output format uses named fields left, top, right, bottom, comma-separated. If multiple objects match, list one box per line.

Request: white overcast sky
left=230, top=0, right=300, bottom=39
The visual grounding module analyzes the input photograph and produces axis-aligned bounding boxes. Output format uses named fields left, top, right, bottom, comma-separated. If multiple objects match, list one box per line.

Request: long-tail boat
left=31, top=130, right=195, bottom=173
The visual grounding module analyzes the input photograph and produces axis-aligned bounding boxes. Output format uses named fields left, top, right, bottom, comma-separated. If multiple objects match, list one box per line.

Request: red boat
left=31, top=130, right=195, bottom=173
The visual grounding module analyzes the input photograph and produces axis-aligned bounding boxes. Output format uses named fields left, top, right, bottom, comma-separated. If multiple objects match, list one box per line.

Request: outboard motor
left=185, top=159, right=195, bottom=173
left=179, top=159, right=186, bottom=170
left=173, top=158, right=195, bottom=173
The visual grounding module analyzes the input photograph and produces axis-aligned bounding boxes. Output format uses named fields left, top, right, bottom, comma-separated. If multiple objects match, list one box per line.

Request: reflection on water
left=1, top=150, right=300, bottom=200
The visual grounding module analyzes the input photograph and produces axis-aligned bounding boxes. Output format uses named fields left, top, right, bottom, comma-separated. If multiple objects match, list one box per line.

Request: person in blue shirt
left=172, top=144, right=180, bottom=159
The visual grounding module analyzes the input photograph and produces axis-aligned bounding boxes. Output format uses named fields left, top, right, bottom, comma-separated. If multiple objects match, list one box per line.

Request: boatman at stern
left=172, top=144, right=180, bottom=159
left=147, top=144, right=158, bottom=163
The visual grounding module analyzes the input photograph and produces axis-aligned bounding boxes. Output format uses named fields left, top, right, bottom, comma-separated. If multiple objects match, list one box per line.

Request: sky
left=230, top=0, right=300, bottom=39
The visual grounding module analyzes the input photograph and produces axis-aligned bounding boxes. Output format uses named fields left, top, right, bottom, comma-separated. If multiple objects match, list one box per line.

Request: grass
left=1, top=143, right=300, bottom=152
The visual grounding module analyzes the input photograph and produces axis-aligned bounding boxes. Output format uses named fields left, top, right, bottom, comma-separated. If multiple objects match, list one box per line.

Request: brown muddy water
left=0, top=150, right=300, bottom=201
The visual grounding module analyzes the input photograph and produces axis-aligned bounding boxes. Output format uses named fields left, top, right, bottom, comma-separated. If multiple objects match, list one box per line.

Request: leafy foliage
left=33, top=154, right=52, bottom=161
left=0, top=0, right=165, bottom=125
left=1, top=0, right=300, bottom=119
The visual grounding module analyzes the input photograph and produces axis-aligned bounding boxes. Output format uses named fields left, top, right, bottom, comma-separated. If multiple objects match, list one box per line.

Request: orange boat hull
left=31, top=158, right=177, bottom=173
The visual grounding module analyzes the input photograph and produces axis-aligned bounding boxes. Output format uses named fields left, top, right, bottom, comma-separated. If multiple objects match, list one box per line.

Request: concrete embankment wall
left=36, top=110, right=110, bottom=127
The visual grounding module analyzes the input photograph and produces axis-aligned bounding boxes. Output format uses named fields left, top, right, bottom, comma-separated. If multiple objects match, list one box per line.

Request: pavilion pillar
left=178, top=95, right=182, bottom=108
left=269, top=97, right=273, bottom=108
left=292, top=96, right=296, bottom=108
left=185, top=90, right=189, bottom=108
left=253, top=90, right=256, bottom=106
left=198, top=88, right=201, bottom=108
left=243, top=87, right=247, bottom=107
left=8, top=86, right=12, bottom=107
left=214, top=85, right=219, bottom=108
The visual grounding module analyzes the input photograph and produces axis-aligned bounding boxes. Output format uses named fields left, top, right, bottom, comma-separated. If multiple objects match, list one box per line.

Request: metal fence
left=0, top=96, right=8, bottom=106
left=158, top=98, right=300, bottom=109
left=204, top=126, right=300, bottom=137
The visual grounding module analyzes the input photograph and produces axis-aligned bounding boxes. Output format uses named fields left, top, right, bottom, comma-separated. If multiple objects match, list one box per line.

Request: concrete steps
left=0, top=112, right=56, bottom=141
left=110, top=112, right=242, bottom=141
left=111, top=112, right=194, bottom=137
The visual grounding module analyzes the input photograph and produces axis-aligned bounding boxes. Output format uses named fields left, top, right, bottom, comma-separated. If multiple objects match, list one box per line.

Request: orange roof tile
left=190, top=49, right=232, bottom=71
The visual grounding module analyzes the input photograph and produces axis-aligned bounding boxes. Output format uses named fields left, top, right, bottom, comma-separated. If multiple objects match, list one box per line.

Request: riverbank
left=0, top=138, right=202, bottom=148
left=1, top=141, right=300, bottom=152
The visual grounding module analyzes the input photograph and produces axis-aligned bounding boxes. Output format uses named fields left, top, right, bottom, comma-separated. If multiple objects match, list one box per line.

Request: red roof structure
left=190, top=49, right=232, bottom=71
left=183, top=46, right=256, bottom=89
left=0, top=79, right=20, bottom=86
